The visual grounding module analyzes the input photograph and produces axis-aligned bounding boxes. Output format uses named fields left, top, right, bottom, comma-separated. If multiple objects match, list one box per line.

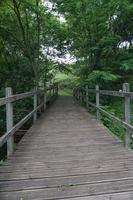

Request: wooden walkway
left=1, top=96, right=133, bottom=199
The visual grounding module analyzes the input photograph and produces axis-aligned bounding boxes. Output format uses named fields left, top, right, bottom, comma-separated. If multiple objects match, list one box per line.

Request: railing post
left=123, top=83, right=131, bottom=148
left=96, top=85, right=100, bottom=120
left=86, top=85, right=89, bottom=108
left=33, top=87, right=37, bottom=123
left=6, top=87, right=14, bottom=157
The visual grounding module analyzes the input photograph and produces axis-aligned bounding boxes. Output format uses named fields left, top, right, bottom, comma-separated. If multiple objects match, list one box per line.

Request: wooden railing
left=0, top=83, right=58, bottom=157
left=73, top=83, right=133, bottom=149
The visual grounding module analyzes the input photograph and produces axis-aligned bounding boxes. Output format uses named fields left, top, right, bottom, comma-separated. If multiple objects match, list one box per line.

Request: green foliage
left=52, top=0, right=133, bottom=87
left=55, top=72, right=78, bottom=95
left=87, top=70, right=120, bottom=82
left=100, top=104, right=124, bottom=141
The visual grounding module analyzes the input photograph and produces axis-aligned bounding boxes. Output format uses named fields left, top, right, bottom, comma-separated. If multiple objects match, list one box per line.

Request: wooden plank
left=62, top=192, right=133, bottom=200
left=1, top=179, right=133, bottom=200
left=99, top=90, right=124, bottom=97
left=87, top=88, right=133, bottom=98
left=1, top=170, right=133, bottom=192
left=0, top=96, right=133, bottom=199
left=2, top=154, right=133, bottom=172
left=0, top=83, right=58, bottom=107
left=0, top=91, right=35, bottom=107
left=1, top=159, right=133, bottom=180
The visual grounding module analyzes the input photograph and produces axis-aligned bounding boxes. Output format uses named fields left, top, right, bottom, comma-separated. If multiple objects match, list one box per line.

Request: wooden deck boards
left=1, top=96, right=133, bottom=199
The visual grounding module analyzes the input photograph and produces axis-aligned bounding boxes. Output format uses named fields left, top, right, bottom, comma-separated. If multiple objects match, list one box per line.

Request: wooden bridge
left=1, top=84, right=133, bottom=199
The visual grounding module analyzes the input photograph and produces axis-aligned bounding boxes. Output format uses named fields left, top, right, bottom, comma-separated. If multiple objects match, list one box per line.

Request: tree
left=51, top=0, right=133, bottom=88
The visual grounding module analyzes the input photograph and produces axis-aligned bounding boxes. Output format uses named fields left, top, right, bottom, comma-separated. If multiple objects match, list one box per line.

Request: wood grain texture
left=0, top=96, right=133, bottom=199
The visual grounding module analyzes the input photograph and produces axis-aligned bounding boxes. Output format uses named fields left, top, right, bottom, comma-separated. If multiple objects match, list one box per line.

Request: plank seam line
left=1, top=177, right=133, bottom=193
left=1, top=188, right=133, bottom=199
left=0, top=168, right=133, bottom=182
left=47, top=190, right=133, bottom=200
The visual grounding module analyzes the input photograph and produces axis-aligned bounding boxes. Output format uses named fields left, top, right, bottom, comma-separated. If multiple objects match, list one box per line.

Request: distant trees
left=52, top=0, right=133, bottom=88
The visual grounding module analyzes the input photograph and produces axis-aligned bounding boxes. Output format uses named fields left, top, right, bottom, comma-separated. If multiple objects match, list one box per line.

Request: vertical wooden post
left=33, top=87, right=37, bottom=123
left=86, top=85, right=89, bottom=108
left=96, top=85, right=100, bottom=120
left=123, top=83, right=131, bottom=148
left=6, top=87, right=14, bottom=157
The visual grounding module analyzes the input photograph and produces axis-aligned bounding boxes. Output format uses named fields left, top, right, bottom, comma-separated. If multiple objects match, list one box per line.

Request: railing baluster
left=123, top=83, right=131, bottom=148
left=96, top=85, right=100, bottom=120
left=6, top=87, right=14, bottom=157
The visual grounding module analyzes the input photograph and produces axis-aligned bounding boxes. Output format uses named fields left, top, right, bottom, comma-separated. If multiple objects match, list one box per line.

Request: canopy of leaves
left=0, top=0, right=69, bottom=92
left=0, top=0, right=133, bottom=90
left=51, top=0, right=133, bottom=88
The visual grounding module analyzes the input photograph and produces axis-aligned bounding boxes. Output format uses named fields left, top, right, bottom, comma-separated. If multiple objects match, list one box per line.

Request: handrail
left=87, top=89, right=133, bottom=98
left=0, top=83, right=58, bottom=107
left=0, top=83, right=58, bottom=157
left=0, top=91, right=36, bottom=106
left=73, top=83, right=132, bottom=149
left=87, top=101, right=133, bottom=132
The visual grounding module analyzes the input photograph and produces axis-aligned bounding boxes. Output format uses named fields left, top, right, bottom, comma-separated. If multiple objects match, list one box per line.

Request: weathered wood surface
left=1, top=96, right=133, bottom=199
left=0, top=91, right=35, bottom=106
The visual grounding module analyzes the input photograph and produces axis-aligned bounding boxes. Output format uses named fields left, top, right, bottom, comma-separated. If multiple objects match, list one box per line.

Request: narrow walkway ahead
left=1, top=97, right=133, bottom=199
